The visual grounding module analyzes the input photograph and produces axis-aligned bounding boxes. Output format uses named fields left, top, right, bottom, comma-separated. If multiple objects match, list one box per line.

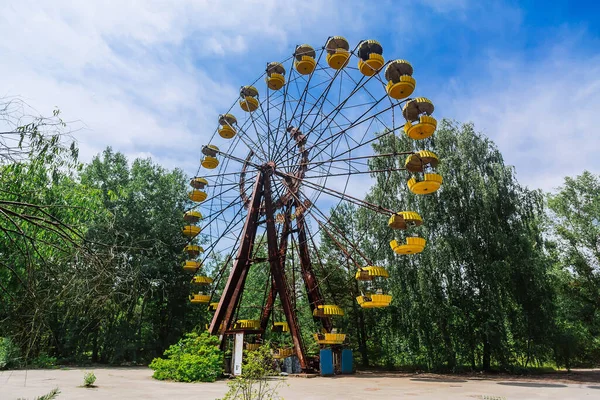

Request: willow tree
left=349, top=120, right=554, bottom=370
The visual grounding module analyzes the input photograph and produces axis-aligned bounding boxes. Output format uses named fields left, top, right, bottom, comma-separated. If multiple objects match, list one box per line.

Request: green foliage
left=319, top=121, right=556, bottom=371
left=31, top=354, right=57, bottom=369
left=17, top=387, right=61, bottom=400
left=221, top=345, right=284, bottom=400
left=82, top=371, right=96, bottom=387
left=547, top=171, right=600, bottom=368
left=149, top=332, right=224, bottom=382
left=0, top=337, right=21, bottom=369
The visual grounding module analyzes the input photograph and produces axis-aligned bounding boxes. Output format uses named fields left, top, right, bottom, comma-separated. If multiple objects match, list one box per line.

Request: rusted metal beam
left=209, top=172, right=263, bottom=337
left=260, top=201, right=292, bottom=330
left=296, top=207, right=333, bottom=332
left=263, top=172, right=307, bottom=370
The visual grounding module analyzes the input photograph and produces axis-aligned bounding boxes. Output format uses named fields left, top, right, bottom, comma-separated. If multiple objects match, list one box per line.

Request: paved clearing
left=1, top=367, right=599, bottom=399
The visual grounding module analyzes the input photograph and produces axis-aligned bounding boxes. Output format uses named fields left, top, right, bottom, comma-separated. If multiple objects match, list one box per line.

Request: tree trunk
left=482, top=338, right=491, bottom=371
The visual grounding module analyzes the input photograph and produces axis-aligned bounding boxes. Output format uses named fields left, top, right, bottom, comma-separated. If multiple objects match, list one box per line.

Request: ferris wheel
left=181, top=36, right=441, bottom=371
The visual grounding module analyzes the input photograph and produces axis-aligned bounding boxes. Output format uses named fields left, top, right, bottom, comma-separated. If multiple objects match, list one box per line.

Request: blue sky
left=1, top=0, right=599, bottom=192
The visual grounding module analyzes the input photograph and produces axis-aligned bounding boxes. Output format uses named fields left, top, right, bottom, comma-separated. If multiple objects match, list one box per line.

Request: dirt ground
left=1, top=367, right=599, bottom=400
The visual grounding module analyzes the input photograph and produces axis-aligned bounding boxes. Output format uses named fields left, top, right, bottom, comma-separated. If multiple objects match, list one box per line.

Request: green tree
left=547, top=171, right=600, bottom=368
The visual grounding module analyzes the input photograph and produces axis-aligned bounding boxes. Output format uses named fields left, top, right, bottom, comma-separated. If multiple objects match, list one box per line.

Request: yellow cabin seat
left=294, top=44, right=316, bottom=75
left=356, top=294, right=393, bottom=308
left=388, top=211, right=423, bottom=230
left=190, top=177, right=208, bottom=189
left=407, top=173, right=443, bottom=195
left=218, top=114, right=237, bottom=139
left=404, top=115, right=438, bottom=140
left=208, top=302, right=219, bottom=311
left=359, top=53, right=384, bottom=76
left=273, top=348, right=294, bottom=359
left=239, top=86, right=259, bottom=112
left=390, top=237, right=426, bottom=255
left=385, top=59, right=415, bottom=99
left=188, top=190, right=207, bottom=203
left=184, top=244, right=204, bottom=257
left=355, top=266, right=389, bottom=281
left=245, top=343, right=261, bottom=351
left=313, top=304, right=344, bottom=317
left=183, top=260, right=201, bottom=272
left=239, top=96, right=259, bottom=112
left=357, top=40, right=384, bottom=76
left=201, top=156, right=219, bottom=169
left=272, top=321, right=289, bottom=333
left=218, top=125, right=236, bottom=139
left=313, top=333, right=346, bottom=345
left=190, top=294, right=210, bottom=304
left=266, top=62, right=286, bottom=90
left=182, top=225, right=201, bottom=238
left=404, top=150, right=439, bottom=173
left=192, top=276, right=213, bottom=285
left=234, top=319, right=261, bottom=330
left=183, top=210, right=202, bottom=223
left=325, top=36, right=350, bottom=70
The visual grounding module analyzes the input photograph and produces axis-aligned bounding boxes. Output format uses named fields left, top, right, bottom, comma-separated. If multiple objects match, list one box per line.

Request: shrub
left=221, top=345, right=285, bottom=400
left=149, top=332, right=224, bottom=382
left=31, top=354, right=57, bottom=369
left=0, top=337, right=21, bottom=369
left=82, top=371, right=96, bottom=387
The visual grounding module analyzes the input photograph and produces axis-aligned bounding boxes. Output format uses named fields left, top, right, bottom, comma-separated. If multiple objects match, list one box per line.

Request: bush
left=82, top=371, right=96, bottom=387
left=149, top=332, right=224, bottom=382
left=0, top=337, right=21, bottom=369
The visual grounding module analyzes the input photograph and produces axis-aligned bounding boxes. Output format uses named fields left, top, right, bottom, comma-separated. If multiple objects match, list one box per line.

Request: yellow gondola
left=313, top=332, right=346, bottom=345
left=208, top=302, right=219, bottom=311
left=294, top=44, right=316, bottom=75
left=183, top=210, right=202, bottom=223
left=184, top=244, right=204, bottom=257
left=201, top=145, right=219, bottom=169
left=407, top=173, right=443, bottom=195
left=313, top=304, right=344, bottom=317
left=403, top=97, right=437, bottom=140
left=355, top=265, right=389, bottom=281
left=385, top=59, right=415, bottom=100
left=183, top=260, right=201, bottom=272
left=325, top=36, right=350, bottom=70
left=190, top=177, right=208, bottom=189
left=356, top=294, right=393, bottom=308
left=404, top=150, right=439, bottom=173
left=357, top=40, right=384, bottom=76
left=218, top=114, right=237, bottom=139
left=239, top=86, right=259, bottom=112
left=234, top=319, right=261, bottom=330
left=182, top=225, right=201, bottom=238
left=266, top=62, right=286, bottom=90
left=273, top=348, right=294, bottom=359
left=191, top=276, right=213, bottom=285
left=272, top=321, right=289, bottom=333
left=245, top=343, right=261, bottom=351
left=388, top=211, right=423, bottom=230
left=390, top=237, right=426, bottom=254
left=190, top=293, right=210, bottom=304
left=188, top=190, right=207, bottom=203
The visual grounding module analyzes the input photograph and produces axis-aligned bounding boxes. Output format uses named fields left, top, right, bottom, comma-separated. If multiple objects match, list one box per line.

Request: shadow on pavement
left=411, top=377, right=468, bottom=383
left=497, top=382, right=567, bottom=388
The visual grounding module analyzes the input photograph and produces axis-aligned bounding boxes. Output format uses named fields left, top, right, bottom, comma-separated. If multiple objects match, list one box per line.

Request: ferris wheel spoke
left=276, top=94, right=393, bottom=166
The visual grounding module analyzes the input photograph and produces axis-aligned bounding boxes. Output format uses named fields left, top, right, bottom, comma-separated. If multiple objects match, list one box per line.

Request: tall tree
left=547, top=171, right=600, bottom=368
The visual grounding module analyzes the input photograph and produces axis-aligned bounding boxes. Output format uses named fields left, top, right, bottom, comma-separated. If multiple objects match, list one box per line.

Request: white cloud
left=439, top=43, right=600, bottom=192
left=0, top=0, right=373, bottom=173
